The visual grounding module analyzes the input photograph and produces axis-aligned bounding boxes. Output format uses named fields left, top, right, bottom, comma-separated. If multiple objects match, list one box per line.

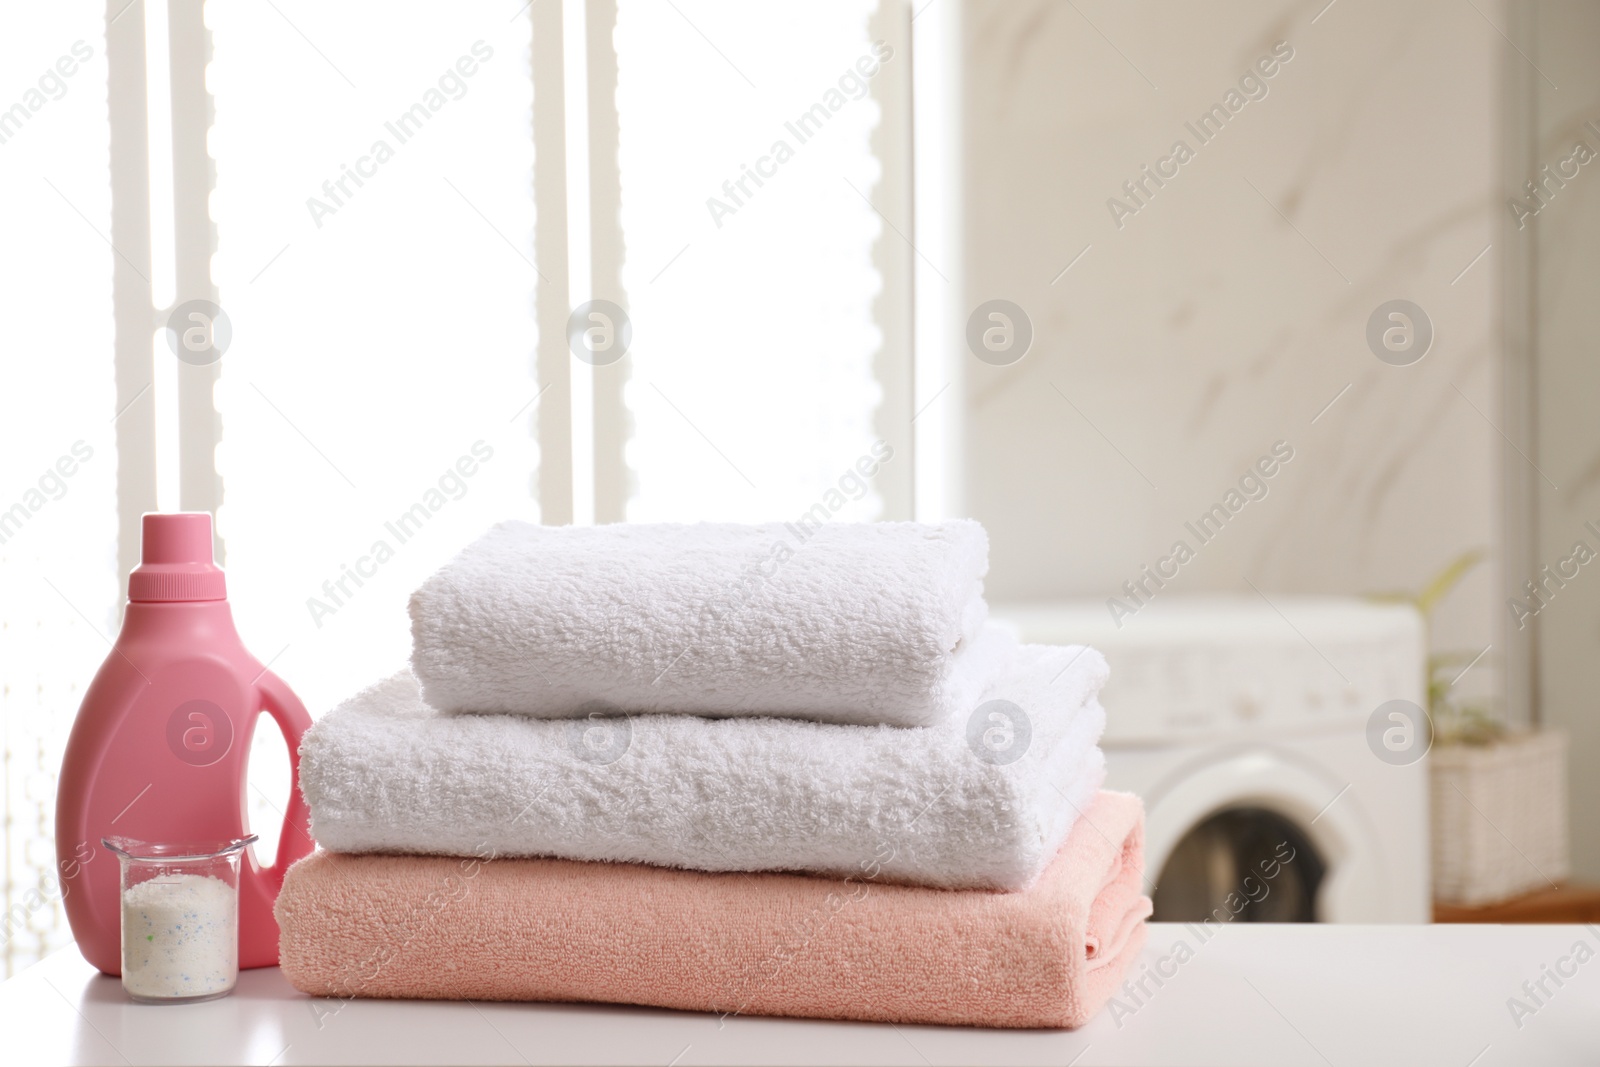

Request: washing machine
left=996, top=596, right=1431, bottom=923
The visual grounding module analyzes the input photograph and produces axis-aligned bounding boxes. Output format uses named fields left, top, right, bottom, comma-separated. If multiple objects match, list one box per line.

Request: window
left=614, top=0, right=889, bottom=522
left=207, top=3, right=543, bottom=715
left=0, top=0, right=921, bottom=978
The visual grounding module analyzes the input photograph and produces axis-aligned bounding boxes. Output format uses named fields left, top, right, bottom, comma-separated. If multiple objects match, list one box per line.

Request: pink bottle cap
left=129, top=513, right=227, bottom=602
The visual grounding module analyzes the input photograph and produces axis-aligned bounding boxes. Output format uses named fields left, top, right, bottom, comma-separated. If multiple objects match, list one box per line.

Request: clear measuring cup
left=102, top=836, right=256, bottom=1004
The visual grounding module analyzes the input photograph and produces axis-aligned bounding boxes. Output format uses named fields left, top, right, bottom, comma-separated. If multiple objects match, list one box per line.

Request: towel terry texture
left=276, top=791, right=1150, bottom=1029
left=409, top=519, right=992, bottom=727
left=298, top=637, right=1109, bottom=891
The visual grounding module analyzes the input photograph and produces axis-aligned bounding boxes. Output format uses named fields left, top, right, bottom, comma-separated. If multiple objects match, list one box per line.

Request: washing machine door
left=1154, top=806, right=1327, bottom=921
left=1138, top=747, right=1390, bottom=923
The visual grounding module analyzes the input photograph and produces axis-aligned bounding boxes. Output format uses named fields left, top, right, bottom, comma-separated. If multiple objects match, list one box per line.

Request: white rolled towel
left=299, top=638, right=1109, bottom=892
left=409, top=519, right=991, bottom=727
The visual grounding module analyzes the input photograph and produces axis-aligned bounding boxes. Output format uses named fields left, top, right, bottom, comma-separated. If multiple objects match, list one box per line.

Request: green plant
left=1368, top=549, right=1504, bottom=746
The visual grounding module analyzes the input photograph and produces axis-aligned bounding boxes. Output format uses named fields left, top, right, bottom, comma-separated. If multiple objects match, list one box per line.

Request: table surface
left=4, top=923, right=1598, bottom=1067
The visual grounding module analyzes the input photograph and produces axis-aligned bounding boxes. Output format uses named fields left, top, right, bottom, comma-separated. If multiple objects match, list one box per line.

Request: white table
left=4, top=923, right=1597, bottom=1066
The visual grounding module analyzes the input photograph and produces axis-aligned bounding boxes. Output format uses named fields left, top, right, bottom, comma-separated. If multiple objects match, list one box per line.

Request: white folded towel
left=300, top=639, right=1110, bottom=891
left=409, top=519, right=991, bottom=727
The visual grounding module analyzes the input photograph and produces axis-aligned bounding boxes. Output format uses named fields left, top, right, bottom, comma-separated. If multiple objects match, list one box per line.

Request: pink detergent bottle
left=57, top=512, right=313, bottom=974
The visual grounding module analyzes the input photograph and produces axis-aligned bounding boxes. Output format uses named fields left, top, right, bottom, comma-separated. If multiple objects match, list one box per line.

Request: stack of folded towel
left=275, top=520, right=1151, bottom=1029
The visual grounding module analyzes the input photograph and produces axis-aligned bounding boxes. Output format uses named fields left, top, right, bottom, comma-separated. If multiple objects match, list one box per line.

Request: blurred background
left=2, top=0, right=1592, bottom=975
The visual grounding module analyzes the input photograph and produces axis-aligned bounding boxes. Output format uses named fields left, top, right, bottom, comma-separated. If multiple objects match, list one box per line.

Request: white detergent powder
left=120, top=873, right=238, bottom=1000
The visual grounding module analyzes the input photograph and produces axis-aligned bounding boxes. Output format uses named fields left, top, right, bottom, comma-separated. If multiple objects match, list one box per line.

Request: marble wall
left=961, top=0, right=1504, bottom=711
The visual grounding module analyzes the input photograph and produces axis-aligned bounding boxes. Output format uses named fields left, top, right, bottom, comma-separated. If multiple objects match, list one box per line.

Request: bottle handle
left=254, top=669, right=315, bottom=884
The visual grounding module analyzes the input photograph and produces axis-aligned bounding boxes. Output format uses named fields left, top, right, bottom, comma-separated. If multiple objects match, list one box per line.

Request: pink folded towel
left=276, top=791, right=1151, bottom=1029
